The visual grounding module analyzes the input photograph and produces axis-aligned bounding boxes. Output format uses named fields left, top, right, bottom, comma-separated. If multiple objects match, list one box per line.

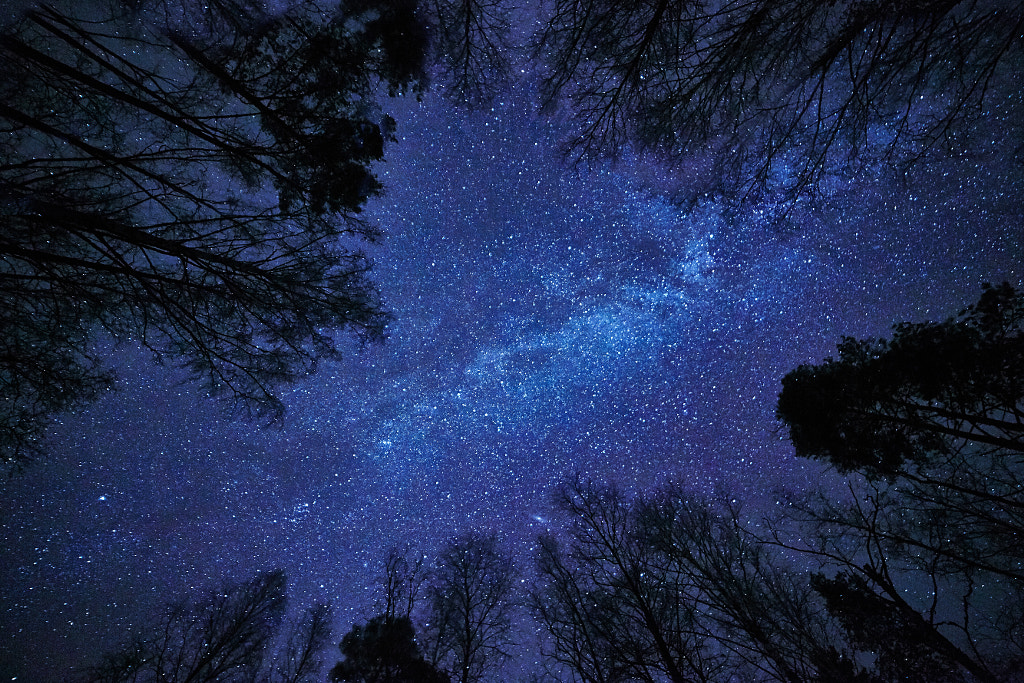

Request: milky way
left=2, top=76, right=1022, bottom=681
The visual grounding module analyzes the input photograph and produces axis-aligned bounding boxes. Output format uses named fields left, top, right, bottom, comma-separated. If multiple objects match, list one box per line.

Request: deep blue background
left=1, top=78, right=1021, bottom=680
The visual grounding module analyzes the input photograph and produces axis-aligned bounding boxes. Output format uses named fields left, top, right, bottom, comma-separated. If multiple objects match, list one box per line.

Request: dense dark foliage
left=778, top=281, right=1024, bottom=474
left=331, top=615, right=449, bottom=683
left=777, top=284, right=1024, bottom=682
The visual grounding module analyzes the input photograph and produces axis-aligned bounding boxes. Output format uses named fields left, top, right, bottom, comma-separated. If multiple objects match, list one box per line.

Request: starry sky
left=1, top=44, right=1023, bottom=682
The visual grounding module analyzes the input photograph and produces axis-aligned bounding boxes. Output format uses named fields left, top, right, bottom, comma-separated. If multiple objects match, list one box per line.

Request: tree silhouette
left=379, top=545, right=429, bottom=621
left=271, top=602, right=336, bottom=683
left=0, top=0, right=428, bottom=466
left=331, top=615, right=449, bottom=683
left=425, top=533, right=516, bottom=683
left=532, top=480, right=862, bottom=683
left=778, top=282, right=1024, bottom=475
left=776, top=283, right=1024, bottom=682
left=776, top=283, right=1024, bottom=592
left=82, top=569, right=334, bottom=683
left=811, top=572, right=973, bottom=683
left=426, top=0, right=512, bottom=105
left=777, top=475, right=1018, bottom=683
left=536, top=0, right=1023, bottom=200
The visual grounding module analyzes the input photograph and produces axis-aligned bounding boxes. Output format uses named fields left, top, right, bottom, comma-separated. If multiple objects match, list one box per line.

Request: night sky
left=1, top=41, right=1022, bottom=681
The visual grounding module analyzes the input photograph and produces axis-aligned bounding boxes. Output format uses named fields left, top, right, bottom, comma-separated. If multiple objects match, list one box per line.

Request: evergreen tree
left=331, top=615, right=449, bottom=683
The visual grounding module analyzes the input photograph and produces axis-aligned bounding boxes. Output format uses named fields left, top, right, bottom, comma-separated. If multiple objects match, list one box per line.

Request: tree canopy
left=776, top=283, right=1024, bottom=681
left=331, top=615, right=449, bottom=683
left=426, top=0, right=512, bottom=105
left=777, top=281, right=1024, bottom=475
left=536, top=0, right=1023, bottom=199
left=0, top=0, right=428, bottom=466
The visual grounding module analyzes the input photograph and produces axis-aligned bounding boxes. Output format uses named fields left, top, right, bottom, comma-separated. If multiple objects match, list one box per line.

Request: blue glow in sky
left=1, top=41, right=1022, bottom=683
